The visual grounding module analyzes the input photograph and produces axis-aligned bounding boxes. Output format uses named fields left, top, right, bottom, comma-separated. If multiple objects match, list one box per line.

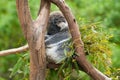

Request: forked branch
left=16, top=0, right=50, bottom=80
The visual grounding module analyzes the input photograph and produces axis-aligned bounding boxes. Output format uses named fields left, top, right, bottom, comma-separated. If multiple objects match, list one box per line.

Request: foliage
left=9, top=52, right=29, bottom=80
left=81, top=22, right=112, bottom=71
left=10, top=21, right=112, bottom=80
left=69, top=0, right=120, bottom=44
left=0, top=0, right=25, bottom=49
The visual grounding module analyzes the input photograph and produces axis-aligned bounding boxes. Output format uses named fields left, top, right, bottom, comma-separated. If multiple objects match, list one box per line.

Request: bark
left=16, top=0, right=50, bottom=80
left=48, top=0, right=111, bottom=80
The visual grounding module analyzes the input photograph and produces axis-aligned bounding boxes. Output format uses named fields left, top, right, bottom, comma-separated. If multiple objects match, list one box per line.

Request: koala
left=45, top=11, right=71, bottom=64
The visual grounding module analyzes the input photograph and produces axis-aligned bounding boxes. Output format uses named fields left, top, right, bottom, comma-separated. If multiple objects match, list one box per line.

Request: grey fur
left=45, top=11, right=71, bottom=63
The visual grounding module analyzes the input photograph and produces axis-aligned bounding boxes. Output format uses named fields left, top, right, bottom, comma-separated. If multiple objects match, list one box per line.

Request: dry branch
left=0, top=45, right=28, bottom=56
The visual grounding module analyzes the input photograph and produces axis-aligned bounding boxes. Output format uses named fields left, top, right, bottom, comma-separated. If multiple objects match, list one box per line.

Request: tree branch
left=34, top=0, right=51, bottom=31
left=16, top=0, right=32, bottom=39
left=0, top=45, right=28, bottom=56
left=28, top=0, right=50, bottom=80
left=48, top=0, right=111, bottom=80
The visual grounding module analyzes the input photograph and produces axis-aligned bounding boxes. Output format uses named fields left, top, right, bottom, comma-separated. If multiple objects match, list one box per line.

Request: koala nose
left=57, top=22, right=68, bottom=30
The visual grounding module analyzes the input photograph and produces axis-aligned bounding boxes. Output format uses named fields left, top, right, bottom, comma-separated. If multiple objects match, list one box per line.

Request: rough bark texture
left=16, top=0, right=50, bottom=80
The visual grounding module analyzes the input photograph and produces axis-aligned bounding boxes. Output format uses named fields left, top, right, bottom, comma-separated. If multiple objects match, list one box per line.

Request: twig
left=0, top=45, right=28, bottom=56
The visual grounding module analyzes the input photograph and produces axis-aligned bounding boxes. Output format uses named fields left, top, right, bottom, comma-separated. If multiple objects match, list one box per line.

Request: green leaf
left=10, top=58, right=23, bottom=78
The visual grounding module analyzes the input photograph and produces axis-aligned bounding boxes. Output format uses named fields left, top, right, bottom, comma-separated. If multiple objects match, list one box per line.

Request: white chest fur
left=46, top=44, right=66, bottom=64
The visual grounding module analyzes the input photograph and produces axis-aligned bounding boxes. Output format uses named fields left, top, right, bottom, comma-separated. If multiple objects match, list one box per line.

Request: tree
left=0, top=0, right=111, bottom=80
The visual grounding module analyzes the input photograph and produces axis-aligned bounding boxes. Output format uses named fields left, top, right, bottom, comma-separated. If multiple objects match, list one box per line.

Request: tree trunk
left=16, top=0, right=50, bottom=80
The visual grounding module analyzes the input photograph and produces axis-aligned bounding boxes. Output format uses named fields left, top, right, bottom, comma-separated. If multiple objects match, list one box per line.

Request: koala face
left=47, top=11, right=68, bottom=35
